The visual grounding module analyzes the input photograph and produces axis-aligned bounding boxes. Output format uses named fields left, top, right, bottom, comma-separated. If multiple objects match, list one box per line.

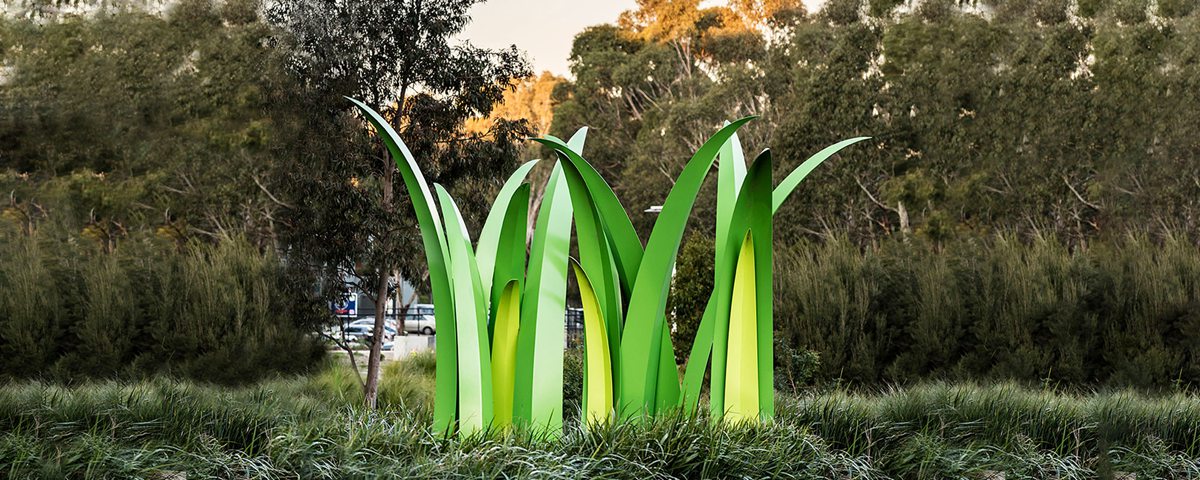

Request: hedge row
left=672, top=234, right=1200, bottom=388
left=0, top=233, right=325, bottom=383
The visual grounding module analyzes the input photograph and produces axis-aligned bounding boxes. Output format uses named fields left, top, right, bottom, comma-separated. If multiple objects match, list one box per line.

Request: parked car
left=405, top=314, right=436, bottom=335
left=335, top=322, right=396, bottom=342
left=349, top=317, right=398, bottom=330
left=403, top=304, right=437, bottom=335
left=336, top=325, right=372, bottom=344
left=348, top=319, right=397, bottom=339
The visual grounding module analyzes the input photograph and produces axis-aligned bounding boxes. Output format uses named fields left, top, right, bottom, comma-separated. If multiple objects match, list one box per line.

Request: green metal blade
left=513, top=163, right=573, bottom=434
left=530, top=137, right=643, bottom=304
left=435, top=184, right=493, bottom=435
left=772, top=137, right=870, bottom=214
left=751, top=184, right=775, bottom=420
left=477, top=160, right=539, bottom=307
left=680, top=294, right=716, bottom=412
left=490, top=279, right=521, bottom=428
left=566, top=126, right=588, bottom=153
left=346, top=97, right=458, bottom=435
left=654, top=324, right=681, bottom=412
left=486, top=184, right=530, bottom=342
left=558, top=157, right=625, bottom=399
left=618, top=117, right=755, bottom=418
left=716, top=127, right=747, bottom=261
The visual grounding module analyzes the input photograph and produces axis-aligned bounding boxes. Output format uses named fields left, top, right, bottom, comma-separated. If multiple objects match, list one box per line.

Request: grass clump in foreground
left=1, top=354, right=1198, bottom=479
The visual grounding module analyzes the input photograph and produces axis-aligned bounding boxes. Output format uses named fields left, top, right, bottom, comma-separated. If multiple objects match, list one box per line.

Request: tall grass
left=765, top=234, right=1200, bottom=388
left=0, top=232, right=325, bottom=383
left=1, top=356, right=1197, bottom=479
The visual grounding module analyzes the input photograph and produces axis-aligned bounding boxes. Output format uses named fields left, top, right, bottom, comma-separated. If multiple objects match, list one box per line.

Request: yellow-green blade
left=570, top=260, right=614, bottom=426
left=724, top=232, right=759, bottom=422
left=490, top=280, right=521, bottom=428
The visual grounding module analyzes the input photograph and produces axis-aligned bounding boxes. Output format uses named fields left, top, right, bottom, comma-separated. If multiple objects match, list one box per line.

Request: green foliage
left=0, top=0, right=302, bottom=246
left=555, top=1, right=1200, bottom=247
left=135, top=238, right=326, bottom=383
left=0, top=232, right=325, bottom=384
left=669, top=233, right=714, bottom=363
left=308, top=353, right=437, bottom=413
left=773, top=235, right=1200, bottom=388
left=1, top=376, right=1198, bottom=478
left=562, top=348, right=584, bottom=423
left=773, top=339, right=820, bottom=396
left=269, top=0, right=534, bottom=300
left=0, top=237, right=64, bottom=375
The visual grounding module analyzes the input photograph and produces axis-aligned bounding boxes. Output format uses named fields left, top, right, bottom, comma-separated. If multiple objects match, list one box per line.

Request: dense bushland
left=673, top=233, right=1200, bottom=388
left=553, top=0, right=1200, bottom=247
left=0, top=232, right=325, bottom=383
left=1, top=357, right=1197, bottom=479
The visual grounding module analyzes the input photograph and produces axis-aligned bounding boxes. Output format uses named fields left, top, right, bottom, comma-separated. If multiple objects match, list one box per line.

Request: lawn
left=2, top=355, right=1197, bottom=479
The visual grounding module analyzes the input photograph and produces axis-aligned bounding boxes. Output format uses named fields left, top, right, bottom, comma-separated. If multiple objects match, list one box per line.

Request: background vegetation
left=552, top=0, right=1200, bottom=247
left=673, top=233, right=1200, bottom=388
left=1, top=2, right=1199, bottom=474
left=2, top=0, right=1199, bottom=392
left=0, top=226, right=325, bottom=383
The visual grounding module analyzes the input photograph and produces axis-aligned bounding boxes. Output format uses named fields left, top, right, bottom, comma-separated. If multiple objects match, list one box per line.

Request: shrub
left=0, top=232, right=325, bottom=383
left=378, top=352, right=437, bottom=413
left=771, top=235, right=1200, bottom=388
left=0, top=236, right=65, bottom=376
left=669, top=233, right=714, bottom=363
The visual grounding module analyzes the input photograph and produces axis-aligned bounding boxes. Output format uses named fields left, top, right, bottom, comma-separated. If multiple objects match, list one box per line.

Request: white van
left=403, top=303, right=437, bottom=335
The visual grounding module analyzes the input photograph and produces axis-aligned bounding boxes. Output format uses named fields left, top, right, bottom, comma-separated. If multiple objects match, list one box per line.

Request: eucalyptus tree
left=0, top=0, right=298, bottom=248
left=550, top=0, right=803, bottom=236
left=268, top=0, right=531, bottom=408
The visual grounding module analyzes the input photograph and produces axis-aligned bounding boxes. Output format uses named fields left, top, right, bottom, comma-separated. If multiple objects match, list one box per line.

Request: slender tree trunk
left=364, top=264, right=391, bottom=409
left=364, top=0, right=416, bottom=407
left=364, top=129, right=397, bottom=410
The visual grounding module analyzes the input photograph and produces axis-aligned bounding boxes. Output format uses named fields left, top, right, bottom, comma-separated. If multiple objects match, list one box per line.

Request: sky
left=458, top=0, right=638, bottom=77
left=460, top=0, right=828, bottom=78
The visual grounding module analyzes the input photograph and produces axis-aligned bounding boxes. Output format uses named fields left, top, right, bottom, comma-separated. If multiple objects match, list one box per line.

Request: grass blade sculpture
left=570, top=259, right=614, bottom=425
left=435, top=184, right=492, bottom=433
left=346, top=97, right=458, bottom=435
left=350, top=97, right=867, bottom=434
left=680, top=135, right=871, bottom=418
left=537, top=119, right=756, bottom=420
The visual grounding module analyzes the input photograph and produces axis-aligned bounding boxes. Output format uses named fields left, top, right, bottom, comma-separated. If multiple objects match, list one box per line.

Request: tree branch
left=254, top=174, right=294, bottom=209
left=1062, top=176, right=1101, bottom=211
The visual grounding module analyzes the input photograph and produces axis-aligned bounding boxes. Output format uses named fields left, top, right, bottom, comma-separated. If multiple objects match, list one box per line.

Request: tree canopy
left=552, top=0, right=1200, bottom=246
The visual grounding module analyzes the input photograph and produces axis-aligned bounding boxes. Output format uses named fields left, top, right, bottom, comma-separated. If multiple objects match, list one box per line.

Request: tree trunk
left=364, top=134, right=397, bottom=410
left=364, top=265, right=390, bottom=409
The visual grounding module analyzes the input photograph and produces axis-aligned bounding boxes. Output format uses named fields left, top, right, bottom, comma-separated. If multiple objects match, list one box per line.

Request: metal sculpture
left=349, top=98, right=868, bottom=436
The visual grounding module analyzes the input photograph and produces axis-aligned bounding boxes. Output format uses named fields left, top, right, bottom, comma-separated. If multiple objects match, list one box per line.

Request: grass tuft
left=1, top=360, right=1198, bottom=478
